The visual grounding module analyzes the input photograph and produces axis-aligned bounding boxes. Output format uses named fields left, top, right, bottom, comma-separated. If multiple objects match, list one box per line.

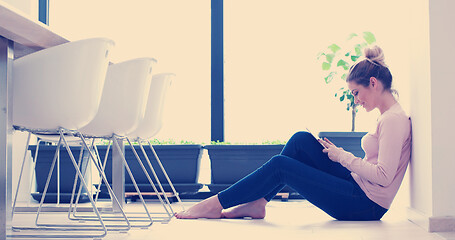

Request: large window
left=49, top=0, right=411, bottom=144
left=224, top=0, right=411, bottom=143
left=49, top=0, right=211, bottom=143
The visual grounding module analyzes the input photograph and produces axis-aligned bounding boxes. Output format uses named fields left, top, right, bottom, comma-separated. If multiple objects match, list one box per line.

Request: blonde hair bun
left=364, top=45, right=387, bottom=67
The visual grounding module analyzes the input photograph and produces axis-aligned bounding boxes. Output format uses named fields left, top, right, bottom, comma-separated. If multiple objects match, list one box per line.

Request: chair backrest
left=12, top=38, right=115, bottom=130
left=80, top=58, right=156, bottom=137
left=128, top=73, right=174, bottom=140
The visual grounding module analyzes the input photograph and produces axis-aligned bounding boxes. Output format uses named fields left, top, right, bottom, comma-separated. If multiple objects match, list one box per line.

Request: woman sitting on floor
left=176, top=45, right=412, bottom=221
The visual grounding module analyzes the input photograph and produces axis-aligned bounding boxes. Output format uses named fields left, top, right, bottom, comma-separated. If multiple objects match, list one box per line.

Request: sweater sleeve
left=336, top=114, right=408, bottom=186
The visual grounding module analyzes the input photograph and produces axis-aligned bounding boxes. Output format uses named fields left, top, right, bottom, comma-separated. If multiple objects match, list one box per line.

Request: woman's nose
left=354, top=96, right=360, bottom=104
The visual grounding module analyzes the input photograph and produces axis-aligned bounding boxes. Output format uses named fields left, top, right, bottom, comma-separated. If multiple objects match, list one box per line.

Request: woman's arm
left=322, top=114, right=409, bottom=186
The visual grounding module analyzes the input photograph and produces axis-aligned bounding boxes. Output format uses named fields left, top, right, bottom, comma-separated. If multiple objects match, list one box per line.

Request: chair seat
left=13, top=38, right=115, bottom=130
left=127, top=73, right=174, bottom=140
left=79, top=58, right=156, bottom=137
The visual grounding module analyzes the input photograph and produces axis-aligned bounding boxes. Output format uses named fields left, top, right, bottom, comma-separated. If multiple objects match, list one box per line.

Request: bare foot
left=221, top=198, right=267, bottom=219
left=175, top=195, right=223, bottom=219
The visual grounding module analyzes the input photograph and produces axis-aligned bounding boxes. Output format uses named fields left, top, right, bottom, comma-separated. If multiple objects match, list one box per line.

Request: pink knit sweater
left=337, top=103, right=412, bottom=209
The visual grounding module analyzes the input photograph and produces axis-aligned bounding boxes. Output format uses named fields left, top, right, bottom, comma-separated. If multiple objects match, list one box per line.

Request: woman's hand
left=319, top=138, right=346, bottom=163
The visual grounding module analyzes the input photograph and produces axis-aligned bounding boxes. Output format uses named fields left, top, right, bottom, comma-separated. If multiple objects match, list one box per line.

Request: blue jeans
left=217, top=131, right=388, bottom=221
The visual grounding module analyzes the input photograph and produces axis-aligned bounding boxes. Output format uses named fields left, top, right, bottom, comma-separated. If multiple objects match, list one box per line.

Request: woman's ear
left=370, top=77, right=378, bottom=88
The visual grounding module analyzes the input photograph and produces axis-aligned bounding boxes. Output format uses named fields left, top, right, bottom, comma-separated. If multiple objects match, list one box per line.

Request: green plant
left=149, top=139, right=199, bottom=145
left=95, top=138, right=200, bottom=145
left=317, top=31, right=376, bottom=131
left=209, top=140, right=287, bottom=145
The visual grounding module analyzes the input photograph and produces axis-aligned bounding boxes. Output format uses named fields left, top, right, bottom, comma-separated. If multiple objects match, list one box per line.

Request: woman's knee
left=289, top=131, right=315, bottom=144
left=267, top=155, right=298, bottom=171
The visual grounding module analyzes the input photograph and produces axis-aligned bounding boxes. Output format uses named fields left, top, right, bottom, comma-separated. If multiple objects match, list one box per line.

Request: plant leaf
left=351, top=55, right=360, bottom=62
left=355, top=45, right=362, bottom=56
left=347, top=33, right=358, bottom=40
left=340, top=95, right=345, bottom=101
left=324, top=75, right=331, bottom=84
left=324, top=72, right=336, bottom=84
left=325, top=53, right=335, bottom=63
left=328, top=44, right=341, bottom=53
left=337, top=59, right=350, bottom=70
left=322, top=62, right=331, bottom=70
left=363, top=31, right=376, bottom=44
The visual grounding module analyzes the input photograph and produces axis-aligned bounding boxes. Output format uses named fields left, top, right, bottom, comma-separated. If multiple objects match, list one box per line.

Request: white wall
left=409, top=0, right=455, bottom=232
left=409, top=0, right=433, bottom=218
left=428, top=0, right=455, bottom=217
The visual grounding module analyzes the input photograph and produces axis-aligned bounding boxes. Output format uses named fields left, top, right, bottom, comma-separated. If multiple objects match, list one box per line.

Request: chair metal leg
left=18, top=138, right=41, bottom=210
left=68, top=141, right=108, bottom=214
left=12, top=136, right=43, bottom=217
left=56, top=145, right=60, bottom=205
left=137, top=140, right=176, bottom=215
left=34, top=135, right=63, bottom=224
left=70, top=136, right=154, bottom=227
left=92, top=141, right=105, bottom=203
left=36, top=132, right=107, bottom=229
left=28, top=139, right=41, bottom=205
left=146, top=140, right=185, bottom=212
left=111, top=136, right=153, bottom=227
left=68, top=140, right=96, bottom=218
left=94, top=139, right=111, bottom=203
left=69, top=142, right=113, bottom=220
left=11, top=132, right=31, bottom=219
left=66, top=135, right=131, bottom=230
left=125, top=138, right=173, bottom=222
left=9, top=130, right=110, bottom=238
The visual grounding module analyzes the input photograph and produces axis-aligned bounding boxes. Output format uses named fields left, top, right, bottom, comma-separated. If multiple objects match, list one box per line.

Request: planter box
left=318, top=131, right=368, bottom=158
left=205, top=145, right=298, bottom=194
left=97, top=144, right=204, bottom=195
left=29, top=144, right=90, bottom=203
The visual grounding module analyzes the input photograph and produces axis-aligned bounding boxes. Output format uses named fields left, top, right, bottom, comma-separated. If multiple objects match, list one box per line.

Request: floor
left=9, top=199, right=455, bottom=240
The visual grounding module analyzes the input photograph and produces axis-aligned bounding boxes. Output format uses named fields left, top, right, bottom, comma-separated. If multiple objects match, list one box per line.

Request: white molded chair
left=68, top=58, right=171, bottom=227
left=128, top=73, right=174, bottom=141
left=126, top=73, right=183, bottom=215
left=10, top=38, right=123, bottom=239
left=79, top=58, right=155, bottom=137
left=13, top=38, right=112, bottom=130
